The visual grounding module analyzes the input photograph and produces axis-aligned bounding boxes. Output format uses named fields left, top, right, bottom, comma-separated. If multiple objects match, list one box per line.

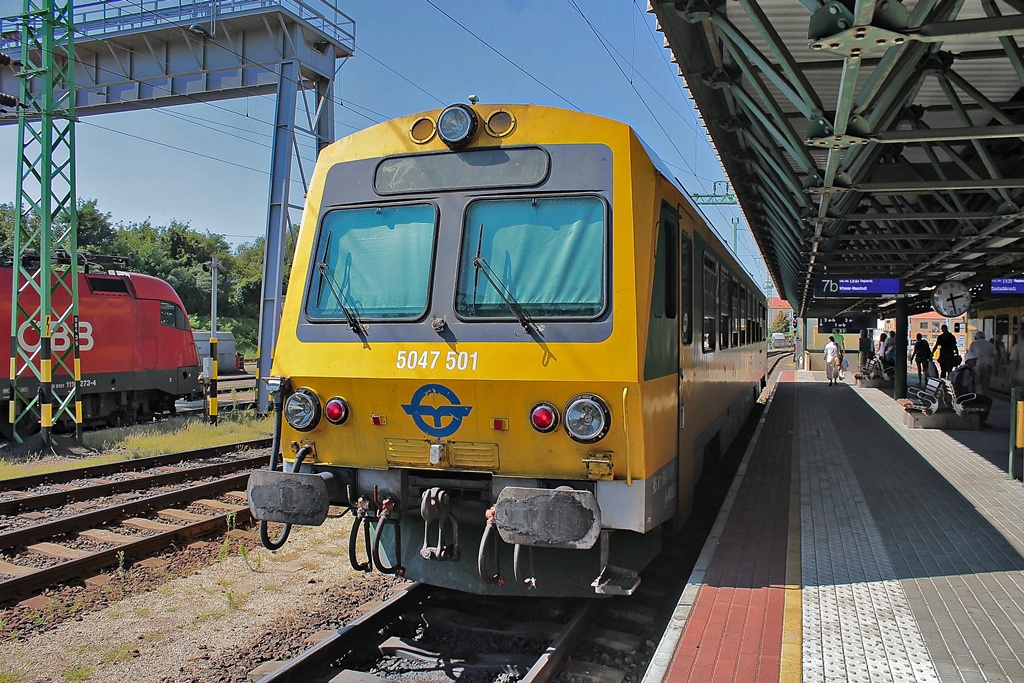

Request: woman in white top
left=824, top=336, right=841, bottom=385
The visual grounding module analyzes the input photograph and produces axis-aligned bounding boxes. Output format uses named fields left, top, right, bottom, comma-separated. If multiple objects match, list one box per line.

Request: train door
left=644, top=202, right=681, bottom=522
left=678, top=224, right=693, bottom=505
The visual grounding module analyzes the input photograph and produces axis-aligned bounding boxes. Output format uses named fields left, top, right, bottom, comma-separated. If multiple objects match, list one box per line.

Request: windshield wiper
left=472, top=255, right=537, bottom=334
left=316, top=262, right=365, bottom=334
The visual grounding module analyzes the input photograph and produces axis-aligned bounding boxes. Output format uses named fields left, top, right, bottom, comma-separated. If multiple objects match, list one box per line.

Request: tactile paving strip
left=799, top=379, right=940, bottom=682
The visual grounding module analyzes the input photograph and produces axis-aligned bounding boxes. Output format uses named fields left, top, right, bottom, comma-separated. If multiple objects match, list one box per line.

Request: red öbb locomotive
left=0, top=267, right=203, bottom=436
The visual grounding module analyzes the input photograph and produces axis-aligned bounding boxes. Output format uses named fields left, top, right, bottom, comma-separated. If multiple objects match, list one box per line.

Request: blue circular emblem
left=401, top=384, right=473, bottom=438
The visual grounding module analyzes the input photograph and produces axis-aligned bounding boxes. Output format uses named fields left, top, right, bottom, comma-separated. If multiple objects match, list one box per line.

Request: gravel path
left=0, top=512, right=397, bottom=682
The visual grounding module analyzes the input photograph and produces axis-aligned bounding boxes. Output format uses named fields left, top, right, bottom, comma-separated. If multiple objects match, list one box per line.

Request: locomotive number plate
left=396, top=350, right=478, bottom=371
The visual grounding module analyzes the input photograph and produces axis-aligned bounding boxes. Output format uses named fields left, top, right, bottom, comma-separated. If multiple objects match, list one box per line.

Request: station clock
left=931, top=280, right=971, bottom=317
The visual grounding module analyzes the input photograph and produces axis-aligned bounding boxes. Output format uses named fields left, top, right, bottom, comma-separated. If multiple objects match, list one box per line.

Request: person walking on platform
left=824, top=335, right=841, bottom=385
left=1010, top=334, right=1024, bottom=390
left=833, top=332, right=846, bottom=380
left=932, top=324, right=959, bottom=378
left=876, top=332, right=888, bottom=360
left=911, top=333, right=932, bottom=386
left=968, top=331, right=996, bottom=395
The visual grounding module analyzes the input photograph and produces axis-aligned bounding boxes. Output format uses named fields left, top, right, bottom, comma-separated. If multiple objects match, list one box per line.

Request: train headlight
left=324, top=397, right=350, bottom=425
left=563, top=394, right=610, bottom=443
left=529, top=402, right=559, bottom=433
left=284, top=388, right=321, bottom=431
left=437, top=104, right=478, bottom=148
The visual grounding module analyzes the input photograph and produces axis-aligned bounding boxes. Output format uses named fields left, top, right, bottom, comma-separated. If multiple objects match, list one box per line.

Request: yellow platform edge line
left=780, top=424, right=802, bottom=682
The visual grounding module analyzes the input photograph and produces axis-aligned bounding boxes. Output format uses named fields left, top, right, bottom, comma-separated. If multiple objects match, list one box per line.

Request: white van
left=771, top=332, right=789, bottom=348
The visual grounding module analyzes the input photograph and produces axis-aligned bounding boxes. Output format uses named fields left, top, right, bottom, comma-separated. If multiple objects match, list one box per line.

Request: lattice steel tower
left=9, top=0, right=80, bottom=447
left=1, top=0, right=355, bottom=429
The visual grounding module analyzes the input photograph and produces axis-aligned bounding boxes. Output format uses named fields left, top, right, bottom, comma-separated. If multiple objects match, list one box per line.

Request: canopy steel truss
left=652, top=0, right=1024, bottom=318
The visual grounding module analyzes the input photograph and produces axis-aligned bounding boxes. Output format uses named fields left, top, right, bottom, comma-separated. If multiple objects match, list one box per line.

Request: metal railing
left=2, top=0, right=355, bottom=53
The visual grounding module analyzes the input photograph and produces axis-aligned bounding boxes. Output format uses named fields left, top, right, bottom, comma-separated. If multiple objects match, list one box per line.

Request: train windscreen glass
left=455, top=196, right=605, bottom=319
left=306, top=204, right=437, bottom=320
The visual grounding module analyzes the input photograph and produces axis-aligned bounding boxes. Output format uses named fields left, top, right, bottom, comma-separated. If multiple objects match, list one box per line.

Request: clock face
left=932, top=281, right=972, bottom=317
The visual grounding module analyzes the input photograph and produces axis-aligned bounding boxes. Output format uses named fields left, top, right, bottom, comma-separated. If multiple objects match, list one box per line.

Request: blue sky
left=0, top=0, right=769, bottom=292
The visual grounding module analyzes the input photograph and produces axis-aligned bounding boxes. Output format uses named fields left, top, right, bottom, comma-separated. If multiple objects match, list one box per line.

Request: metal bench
left=858, top=357, right=894, bottom=382
left=897, top=377, right=944, bottom=415
left=941, top=377, right=988, bottom=417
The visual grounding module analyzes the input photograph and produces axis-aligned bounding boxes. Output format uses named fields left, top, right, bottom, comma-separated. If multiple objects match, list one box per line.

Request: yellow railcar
left=247, top=104, right=767, bottom=596
left=966, top=298, right=1024, bottom=393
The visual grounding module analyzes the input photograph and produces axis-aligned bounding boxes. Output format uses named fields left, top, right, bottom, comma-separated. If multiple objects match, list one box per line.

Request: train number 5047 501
left=396, top=350, right=478, bottom=371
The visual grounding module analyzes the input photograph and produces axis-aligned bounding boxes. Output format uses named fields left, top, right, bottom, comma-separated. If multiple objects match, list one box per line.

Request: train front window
left=160, top=301, right=188, bottom=330
left=306, top=204, right=436, bottom=321
left=454, top=196, right=606, bottom=319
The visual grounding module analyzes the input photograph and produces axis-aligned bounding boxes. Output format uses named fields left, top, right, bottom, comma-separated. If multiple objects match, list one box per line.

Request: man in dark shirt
left=932, top=324, right=958, bottom=378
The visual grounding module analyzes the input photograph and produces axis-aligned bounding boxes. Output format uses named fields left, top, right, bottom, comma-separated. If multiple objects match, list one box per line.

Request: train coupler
left=591, top=529, right=640, bottom=596
left=419, top=487, right=460, bottom=562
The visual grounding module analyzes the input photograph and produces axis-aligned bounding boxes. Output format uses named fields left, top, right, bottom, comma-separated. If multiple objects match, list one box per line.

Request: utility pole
left=8, top=0, right=80, bottom=447
left=203, top=257, right=226, bottom=425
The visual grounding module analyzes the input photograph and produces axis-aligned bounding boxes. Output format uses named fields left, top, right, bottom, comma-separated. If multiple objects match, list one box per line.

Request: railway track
left=0, top=439, right=271, bottom=602
left=241, top=358, right=794, bottom=683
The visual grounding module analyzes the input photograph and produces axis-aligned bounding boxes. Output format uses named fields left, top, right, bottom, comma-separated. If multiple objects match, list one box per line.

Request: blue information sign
left=816, top=315, right=873, bottom=333
left=813, top=277, right=902, bottom=297
left=991, top=278, right=1024, bottom=295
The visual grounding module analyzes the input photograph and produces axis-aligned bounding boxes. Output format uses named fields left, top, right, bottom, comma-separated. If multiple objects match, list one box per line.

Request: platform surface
left=645, top=367, right=1024, bottom=683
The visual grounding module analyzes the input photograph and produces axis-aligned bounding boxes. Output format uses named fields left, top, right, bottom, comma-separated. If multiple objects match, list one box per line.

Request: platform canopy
left=651, top=1, right=1024, bottom=318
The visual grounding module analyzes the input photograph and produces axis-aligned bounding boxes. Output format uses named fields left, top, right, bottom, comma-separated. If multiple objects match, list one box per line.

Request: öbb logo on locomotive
left=247, top=103, right=768, bottom=597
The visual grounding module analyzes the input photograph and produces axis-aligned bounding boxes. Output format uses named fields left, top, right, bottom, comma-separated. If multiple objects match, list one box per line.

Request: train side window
left=651, top=213, right=677, bottom=321
left=645, top=205, right=680, bottom=380
left=702, top=255, right=716, bottom=352
left=739, top=286, right=748, bottom=345
left=680, top=232, right=692, bottom=345
left=160, top=301, right=188, bottom=330
left=719, top=268, right=730, bottom=349
left=731, top=278, right=740, bottom=347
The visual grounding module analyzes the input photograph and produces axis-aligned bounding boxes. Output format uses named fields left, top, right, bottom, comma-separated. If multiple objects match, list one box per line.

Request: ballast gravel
left=0, top=512, right=402, bottom=683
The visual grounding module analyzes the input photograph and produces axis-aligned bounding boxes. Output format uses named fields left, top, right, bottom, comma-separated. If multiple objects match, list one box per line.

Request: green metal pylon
left=11, top=0, right=80, bottom=447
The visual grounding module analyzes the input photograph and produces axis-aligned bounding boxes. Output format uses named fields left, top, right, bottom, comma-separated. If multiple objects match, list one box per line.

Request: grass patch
left=85, top=411, right=272, bottom=457
left=226, top=589, right=249, bottom=609
left=103, top=644, right=137, bottom=663
left=62, top=668, right=93, bottom=682
left=196, top=611, right=226, bottom=623
left=0, top=672, right=23, bottom=683
left=0, top=412, right=271, bottom=480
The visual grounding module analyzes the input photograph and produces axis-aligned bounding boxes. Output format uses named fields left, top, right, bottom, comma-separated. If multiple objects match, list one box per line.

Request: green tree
left=59, top=199, right=115, bottom=253
left=770, top=311, right=789, bottom=335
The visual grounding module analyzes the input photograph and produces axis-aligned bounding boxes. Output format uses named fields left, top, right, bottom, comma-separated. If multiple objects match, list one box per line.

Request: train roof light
left=437, top=104, right=479, bottom=149
left=563, top=394, right=610, bottom=443
left=284, top=388, right=321, bottom=432
left=530, top=402, right=559, bottom=433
